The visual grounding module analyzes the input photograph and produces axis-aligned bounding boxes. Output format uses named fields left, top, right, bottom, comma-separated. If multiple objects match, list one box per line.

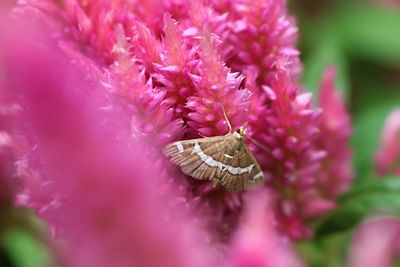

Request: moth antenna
left=247, top=135, right=271, bottom=154
left=222, top=106, right=232, bottom=134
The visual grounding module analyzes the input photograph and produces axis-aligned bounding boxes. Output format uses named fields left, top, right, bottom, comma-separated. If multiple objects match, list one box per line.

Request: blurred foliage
left=3, top=229, right=51, bottom=267
left=297, top=231, right=351, bottom=267
left=315, top=177, right=400, bottom=237
left=293, top=0, right=400, bottom=266
left=0, top=209, right=52, bottom=267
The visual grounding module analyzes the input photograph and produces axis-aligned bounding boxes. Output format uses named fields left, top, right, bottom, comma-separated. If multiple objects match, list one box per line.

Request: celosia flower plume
left=247, top=67, right=322, bottom=239
left=311, top=67, right=352, bottom=206
left=209, top=0, right=301, bottom=86
left=186, top=32, right=250, bottom=137
left=375, top=109, right=400, bottom=176
left=244, top=66, right=352, bottom=239
left=347, top=218, right=400, bottom=267
left=0, top=0, right=355, bottom=265
left=152, top=15, right=200, bottom=124
left=107, top=25, right=183, bottom=147
left=228, top=190, right=305, bottom=267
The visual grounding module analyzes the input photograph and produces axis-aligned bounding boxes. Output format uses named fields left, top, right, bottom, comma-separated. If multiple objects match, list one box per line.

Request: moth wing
left=220, top=143, right=264, bottom=192
left=164, top=135, right=226, bottom=165
left=164, top=135, right=236, bottom=181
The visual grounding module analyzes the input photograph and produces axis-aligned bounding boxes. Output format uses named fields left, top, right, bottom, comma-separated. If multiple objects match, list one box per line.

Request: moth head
left=235, top=127, right=247, bottom=139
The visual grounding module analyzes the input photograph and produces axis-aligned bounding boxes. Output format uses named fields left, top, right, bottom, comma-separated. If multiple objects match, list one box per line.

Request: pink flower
left=61, top=0, right=165, bottom=63
left=107, top=25, right=183, bottom=147
left=139, top=16, right=250, bottom=139
left=178, top=33, right=251, bottom=240
left=301, top=66, right=353, bottom=218
left=317, top=67, right=352, bottom=195
left=4, top=0, right=355, bottom=260
left=245, top=66, right=352, bottom=239
left=246, top=67, right=320, bottom=239
left=152, top=15, right=200, bottom=125
left=374, top=0, right=400, bottom=7
left=347, top=218, right=400, bottom=267
left=186, top=32, right=250, bottom=137
left=131, top=20, right=162, bottom=73
left=375, top=109, right=400, bottom=175
left=1, top=32, right=214, bottom=267
left=227, top=189, right=306, bottom=267
left=210, top=0, right=301, bottom=86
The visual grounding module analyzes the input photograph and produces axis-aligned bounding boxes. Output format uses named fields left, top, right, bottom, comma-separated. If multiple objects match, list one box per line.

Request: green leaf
left=1, top=210, right=52, bottom=267
left=3, top=229, right=51, bottom=267
left=341, top=177, right=400, bottom=201
left=302, top=35, right=349, bottom=101
left=336, top=4, right=400, bottom=64
left=315, top=177, right=400, bottom=238
left=297, top=231, right=351, bottom=267
left=352, top=84, right=400, bottom=183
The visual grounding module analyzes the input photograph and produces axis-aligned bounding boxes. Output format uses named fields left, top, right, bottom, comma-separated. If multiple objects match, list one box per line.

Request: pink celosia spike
left=108, top=25, right=183, bottom=147
left=151, top=15, right=200, bottom=127
left=227, top=189, right=306, bottom=267
left=187, top=31, right=250, bottom=137
left=315, top=66, right=353, bottom=198
left=246, top=65, right=324, bottom=239
left=347, top=218, right=400, bottom=267
left=245, top=66, right=352, bottom=238
left=131, top=21, right=162, bottom=73
left=207, top=0, right=301, bottom=87
left=375, top=109, right=400, bottom=175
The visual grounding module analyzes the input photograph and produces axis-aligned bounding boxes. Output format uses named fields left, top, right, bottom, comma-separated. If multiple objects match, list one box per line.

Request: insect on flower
left=164, top=117, right=264, bottom=192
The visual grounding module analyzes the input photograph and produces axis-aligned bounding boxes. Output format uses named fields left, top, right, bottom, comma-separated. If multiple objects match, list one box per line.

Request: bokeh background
left=295, top=1, right=400, bottom=266
left=293, top=0, right=400, bottom=181
left=2, top=0, right=400, bottom=266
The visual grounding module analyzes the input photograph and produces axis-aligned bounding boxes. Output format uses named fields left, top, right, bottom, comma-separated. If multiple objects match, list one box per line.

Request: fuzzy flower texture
left=0, top=0, right=353, bottom=266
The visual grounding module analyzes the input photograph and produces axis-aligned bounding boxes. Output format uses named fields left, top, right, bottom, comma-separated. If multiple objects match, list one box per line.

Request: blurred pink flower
left=375, top=109, right=400, bottom=175
left=0, top=112, right=15, bottom=206
left=347, top=218, right=400, bottom=267
left=316, top=67, right=353, bottom=196
left=1, top=32, right=214, bottom=267
left=300, top=66, right=353, bottom=219
left=228, top=189, right=306, bottom=267
left=375, top=0, right=400, bottom=7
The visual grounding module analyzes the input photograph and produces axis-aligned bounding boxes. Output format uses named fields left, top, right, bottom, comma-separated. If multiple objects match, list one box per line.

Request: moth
left=164, top=127, right=264, bottom=192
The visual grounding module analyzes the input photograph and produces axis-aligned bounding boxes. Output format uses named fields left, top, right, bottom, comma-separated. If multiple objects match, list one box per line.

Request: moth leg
left=212, top=178, right=219, bottom=188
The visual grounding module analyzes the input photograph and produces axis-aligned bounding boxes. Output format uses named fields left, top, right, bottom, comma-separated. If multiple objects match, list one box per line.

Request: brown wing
left=220, top=143, right=264, bottom=192
left=163, top=134, right=241, bottom=181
